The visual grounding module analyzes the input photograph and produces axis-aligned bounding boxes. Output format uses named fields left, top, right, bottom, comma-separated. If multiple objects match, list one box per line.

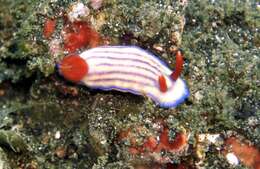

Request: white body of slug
left=79, top=46, right=189, bottom=108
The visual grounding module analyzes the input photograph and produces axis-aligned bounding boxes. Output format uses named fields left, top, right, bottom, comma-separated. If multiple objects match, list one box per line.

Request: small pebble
left=226, top=153, right=239, bottom=165
left=153, top=44, right=164, bottom=52
left=0, top=89, right=4, bottom=96
left=49, top=39, right=62, bottom=57
left=90, top=0, right=103, bottom=10
left=68, top=2, right=89, bottom=22
left=206, top=134, right=220, bottom=144
left=55, top=146, right=66, bottom=158
left=194, top=91, right=203, bottom=101
left=54, top=131, right=61, bottom=139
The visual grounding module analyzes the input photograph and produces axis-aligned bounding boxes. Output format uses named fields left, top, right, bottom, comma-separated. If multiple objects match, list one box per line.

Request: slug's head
left=58, top=55, right=88, bottom=82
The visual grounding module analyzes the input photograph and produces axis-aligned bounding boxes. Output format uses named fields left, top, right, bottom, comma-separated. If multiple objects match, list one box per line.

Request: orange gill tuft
left=59, top=55, right=88, bottom=82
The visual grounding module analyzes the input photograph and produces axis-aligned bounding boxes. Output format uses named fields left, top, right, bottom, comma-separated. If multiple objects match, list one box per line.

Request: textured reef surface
left=0, top=0, right=259, bottom=169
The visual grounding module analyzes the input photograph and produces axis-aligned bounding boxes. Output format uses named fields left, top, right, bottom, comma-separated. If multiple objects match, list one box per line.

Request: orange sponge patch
left=63, top=21, right=100, bottom=53
left=225, top=137, right=260, bottom=169
left=43, top=19, right=56, bottom=39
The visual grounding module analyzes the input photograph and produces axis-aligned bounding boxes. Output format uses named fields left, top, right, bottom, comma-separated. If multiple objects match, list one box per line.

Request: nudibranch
left=58, top=46, right=189, bottom=108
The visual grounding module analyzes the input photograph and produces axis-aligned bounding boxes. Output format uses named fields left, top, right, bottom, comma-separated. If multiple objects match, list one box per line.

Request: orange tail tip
left=170, top=51, right=184, bottom=81
left=59, top=55, right=88, bottom=82
left=158, top=75, right=168, bottom=93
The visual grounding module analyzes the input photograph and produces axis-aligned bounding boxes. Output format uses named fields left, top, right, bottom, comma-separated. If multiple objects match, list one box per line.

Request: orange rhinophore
left=171, top=51, right=184, bottom=81
left=58, top=55, right=88, bottom=82
left=158, top=75, right=168, bottom=93
left=63, top=21, right=100, bottom=53
left=43, top=18, right=56, bottom=39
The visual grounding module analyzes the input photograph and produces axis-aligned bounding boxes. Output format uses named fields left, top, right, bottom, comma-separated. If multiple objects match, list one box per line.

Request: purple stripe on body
left=95, top=63, right=158, bottom=76
left=88, top=46, right=170, bottom=69
left=87, top=71, right=157, bottom=84
left=90, top=50, right=163, bottom=68
left=87, top=78, right=154, bottom=87
left=87, top=56, right=162, bottom=73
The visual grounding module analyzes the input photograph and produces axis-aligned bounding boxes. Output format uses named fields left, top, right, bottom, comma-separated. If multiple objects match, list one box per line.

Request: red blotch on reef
left=129, top=147, right=143, bottom=155
left=118, top=124, right=187, bottom=156
left=143, top=136, right=158, bottom=151
left=158, top=75, right=168, bottom=93
left=118, top=128, right=131, bottom=140
left=59, top=55, right=88, bottom=82
left=155, top=127, right=187, bottom=153
left=225, top=137, right=260, bottom=169
left=63, top=21, right=100, bottom=53
left=43, top=18, right=56, bottom=39
left=171, top=51, right=184, bottom=81
left=255, top=155, right=260, bottom=169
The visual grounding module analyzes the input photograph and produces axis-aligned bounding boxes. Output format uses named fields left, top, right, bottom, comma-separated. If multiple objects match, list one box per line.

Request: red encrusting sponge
left=63, top=21, right=100, bottom=53
left=59, top=55, right=88, bottom=82
left=43, top=18, right=56, bottom=39
left=225, top=137, right=260, bottom=169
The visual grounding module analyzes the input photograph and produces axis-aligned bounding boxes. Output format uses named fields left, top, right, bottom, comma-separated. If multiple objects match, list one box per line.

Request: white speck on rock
left=247, top=116, right=258, bottom=126
left=198, top=134, right=206, bottom=142
left=49, top=39, right=62, bottom=57
left=257, top=2, right=260, bottom=11
left=0, top=160, right=3, bottom=169
left=198, top=133, right=222, bottom=145
left=90, top=0, right=103, bottom=10
left=55, top=131, right=61, bottom=139
left=68, top=2, right=90, bottom=22
left=226, top=153, right=239, bottom=165
left=215, top=35, right=222, bottom=43
left=194, top=91, right=203, bottom=100
left=207, top=134, right=220, bottom=144
left=100, top=140, right=107, bottom=145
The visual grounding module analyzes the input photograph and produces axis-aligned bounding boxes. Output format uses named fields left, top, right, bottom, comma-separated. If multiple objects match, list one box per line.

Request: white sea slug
left=58, top=46, right=189, bottom=108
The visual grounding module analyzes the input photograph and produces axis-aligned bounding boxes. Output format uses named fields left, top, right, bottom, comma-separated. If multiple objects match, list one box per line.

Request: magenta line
left=87, top=78, right=155, bottom=87
left=94, top=63, right=158, bottom=76
left=87, top=70, right=157, bottom=84
left=87, top=56, right=162, bottom=73
left=93, top=50, right=162, bottom=68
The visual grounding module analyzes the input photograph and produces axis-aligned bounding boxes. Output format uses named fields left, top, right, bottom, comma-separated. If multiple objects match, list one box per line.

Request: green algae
left=0, top=0, right=259, bottom=168
left=0, top=130, right=28, bottom=153
left=0, top=148, right=11, bottom=169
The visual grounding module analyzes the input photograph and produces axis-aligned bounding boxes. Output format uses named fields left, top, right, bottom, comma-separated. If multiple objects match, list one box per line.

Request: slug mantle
left=58, top=46, right=189, bottom=108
